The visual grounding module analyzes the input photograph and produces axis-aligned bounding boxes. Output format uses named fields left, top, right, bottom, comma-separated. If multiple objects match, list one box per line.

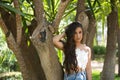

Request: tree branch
left=28, top=19, right=37, bottom=36
left=0, top=17, right=30, bottom=80
left=13, top=0, right=22, bottom=45
left=0, top=17, right=9, bottom=36
left=52, top=0, right=71, bottom=33
left=6, top=32, right=31, bottom=80
left=32, top=0, right=44, bottom=39
left=33, top=0, right=44, bottom=23
left=0, top=7, right=17, bottom=39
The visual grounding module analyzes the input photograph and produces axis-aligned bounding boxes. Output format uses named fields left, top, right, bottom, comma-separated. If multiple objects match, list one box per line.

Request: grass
left=92, top=70, right=100, bottom=80
left=92, top=70, right=120, bottom=80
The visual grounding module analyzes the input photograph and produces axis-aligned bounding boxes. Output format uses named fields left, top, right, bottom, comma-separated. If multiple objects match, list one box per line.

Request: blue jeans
left=64, top=71, right=86, bottom=80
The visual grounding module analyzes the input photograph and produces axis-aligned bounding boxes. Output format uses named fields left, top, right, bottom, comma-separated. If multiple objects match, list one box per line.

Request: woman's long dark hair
left=63, top=22, right=83, bottom=74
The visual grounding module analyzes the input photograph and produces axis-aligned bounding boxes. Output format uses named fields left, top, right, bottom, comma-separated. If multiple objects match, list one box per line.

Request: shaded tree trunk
left=101, top=11, right=117, bottom=80
left=86, top=11, right=96, bottom=59
left=117, top=27, right=120, bottom=76
left=31, top=28, right=63, bottom=80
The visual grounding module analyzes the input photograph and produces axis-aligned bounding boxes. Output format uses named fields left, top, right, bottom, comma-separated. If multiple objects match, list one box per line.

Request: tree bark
left=13, top=0, right=22, bottom=44
left=101, top=11, right=117, bottom=80
left=86, top=10, right=96, bottom=59
left=117, top=27, right=120, bottom=76
left=31, top=27, right=63, bottom=80
left=32, top=0, right=44, bottom=39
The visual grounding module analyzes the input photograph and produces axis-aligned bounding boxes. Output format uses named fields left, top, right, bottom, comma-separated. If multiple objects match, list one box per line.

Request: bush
left=93, top=46, right=106, bottom=55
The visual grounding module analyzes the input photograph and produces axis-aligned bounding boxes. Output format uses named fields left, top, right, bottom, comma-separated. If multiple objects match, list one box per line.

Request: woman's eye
left=79, top=31, right=82, bottom=33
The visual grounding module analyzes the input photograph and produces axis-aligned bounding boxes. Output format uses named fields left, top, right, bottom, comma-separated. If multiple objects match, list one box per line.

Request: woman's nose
left=77, top=34, right=80, bottom=38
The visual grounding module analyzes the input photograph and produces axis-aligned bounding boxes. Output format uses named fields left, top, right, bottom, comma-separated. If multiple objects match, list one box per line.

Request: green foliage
left=93, top=46, right=106, bottom=55
left=86, top=0, right=96, bottom=18
left=117, top=2, right=120, bottom=27
left=63, top=0, right=76, bottom=19
left=57, top=49, right=63, bottom=64
left=20, top=0, right=34, bottom=21
left=59, top=0, right=77, bottom=33
left=43, top=0, right=60, bottom=22
left=92, top=70, right=100, bottom=80
left=0, top=1, right=25, bottom=16
left=1, top=74, right=22, bottom=80
left=115, top=75, right=120, bottom=80
left=94, top=1, right=111, bottom=21
left=0, top=29, right=21, bottom=79
left=43, top=0, right=77, bottom=23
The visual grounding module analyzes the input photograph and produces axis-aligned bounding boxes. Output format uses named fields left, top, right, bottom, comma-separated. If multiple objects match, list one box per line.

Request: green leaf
left=51, top=0, right=55, bottom=14
left=54, top=0, right=59, bottom=10
left=0, top=2, right=25, bottom=16
left=57, top=49, right=63, bottom=63
left=0, top=55, right=7, bottom=65
left=118, top=4, right=120, bottom=27
left=46, top=0, right=51, bottom=10
left=1, top=0, right=12, bottom=4
left=26, top=0, right=31, bottom=4
left=0, top=56, right=2, bottom=64
left=96, top=0, right=101, bottom=7
left=44, top=0, right=60, bottom=22
left=9, top=53, right=16, bottom=62
left=87, top=0, right=95, bottom=18
left=63, top=7, right=76, bottom=19
left=93, top=0, right=97, bottom=7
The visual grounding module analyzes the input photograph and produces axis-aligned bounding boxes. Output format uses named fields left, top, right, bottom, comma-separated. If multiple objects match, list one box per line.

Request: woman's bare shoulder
left=83, top=44, right=91, bottom=52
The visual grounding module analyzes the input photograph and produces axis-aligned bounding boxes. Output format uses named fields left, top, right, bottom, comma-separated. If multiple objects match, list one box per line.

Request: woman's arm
left=86, top=47, right=92, bottom=80
left=53, top=32, right=65, bottom=50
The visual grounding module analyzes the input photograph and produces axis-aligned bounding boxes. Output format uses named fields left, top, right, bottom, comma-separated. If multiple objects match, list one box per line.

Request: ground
left=92, top=60, right=118, bottom=74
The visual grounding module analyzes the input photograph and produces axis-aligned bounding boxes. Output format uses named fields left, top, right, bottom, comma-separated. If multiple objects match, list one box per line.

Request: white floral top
left=75, top=48, right=89, bottom=70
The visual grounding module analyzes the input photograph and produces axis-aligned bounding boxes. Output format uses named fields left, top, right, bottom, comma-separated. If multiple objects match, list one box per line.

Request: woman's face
left=74, top=27, right=83, bottom=43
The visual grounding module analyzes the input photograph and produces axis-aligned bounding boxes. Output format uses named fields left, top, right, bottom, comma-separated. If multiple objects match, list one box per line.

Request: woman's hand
left=53, top=32, right=65, bottom=50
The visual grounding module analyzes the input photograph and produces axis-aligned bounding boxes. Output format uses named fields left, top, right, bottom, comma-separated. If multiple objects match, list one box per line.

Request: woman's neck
left=76, top=42, right=82, bottom=48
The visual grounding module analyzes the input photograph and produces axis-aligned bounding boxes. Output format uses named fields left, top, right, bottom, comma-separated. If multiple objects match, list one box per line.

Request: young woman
left=53, top=22, right=92, bottom=80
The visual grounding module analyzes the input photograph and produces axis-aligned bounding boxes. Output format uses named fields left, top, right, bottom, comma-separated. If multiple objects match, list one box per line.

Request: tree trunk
left=117, top=27, right=120, bottom=76
left=31, top=28, right=63, bottom=80
left=86, top=10, right=96, bottom=59
left=101, top=11, right=117, bottom=80
left=20, top=35, right=46, bottom=80
left=30, top=0, right=70, bottom=80
left=75, top=0, right=89, bottom=44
